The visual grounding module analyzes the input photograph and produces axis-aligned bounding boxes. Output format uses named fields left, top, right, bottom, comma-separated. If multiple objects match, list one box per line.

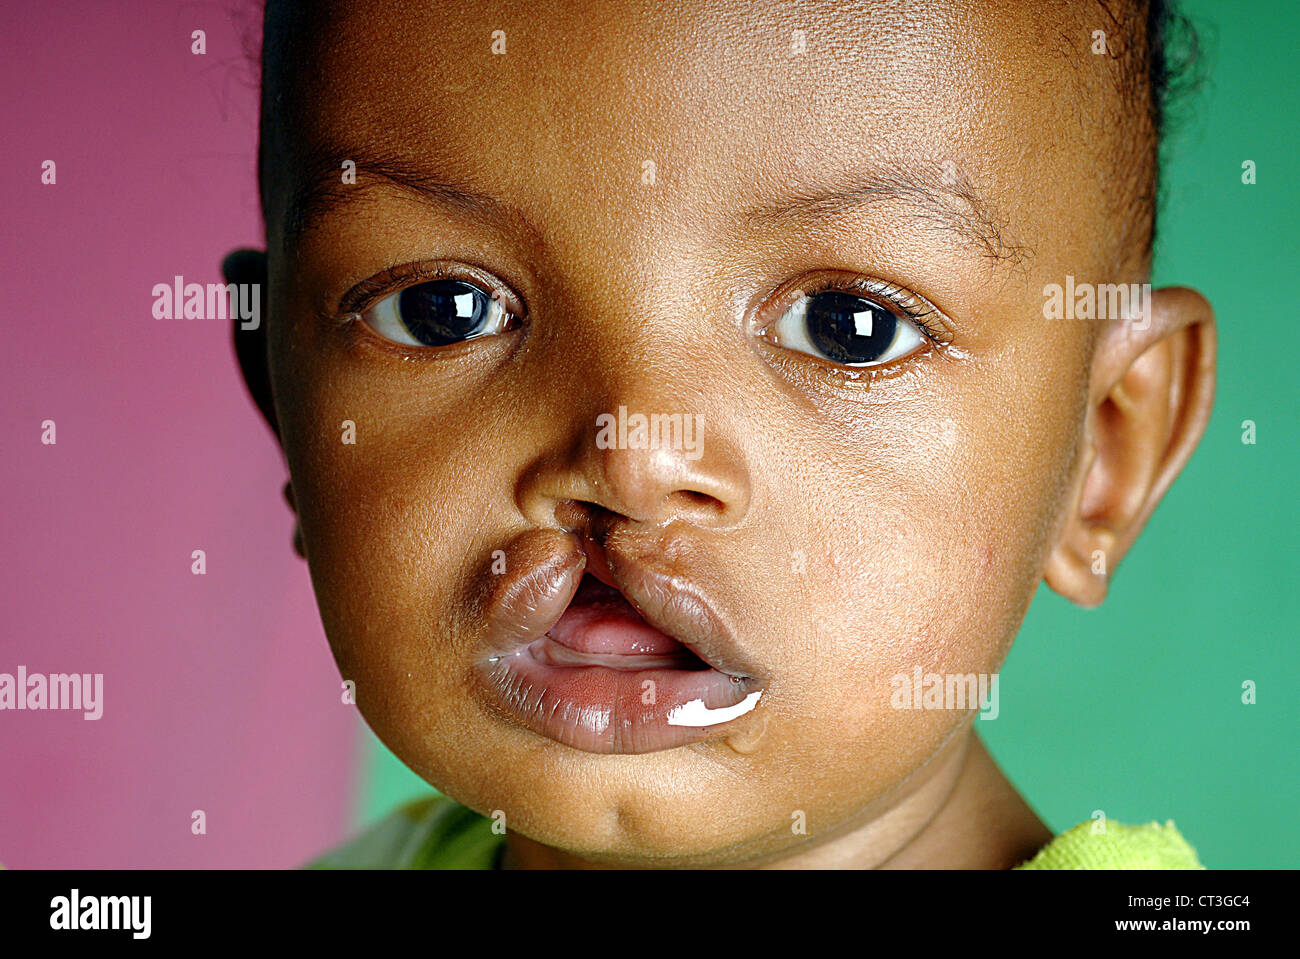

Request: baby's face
left=261, top=0, right=1134, bottom=864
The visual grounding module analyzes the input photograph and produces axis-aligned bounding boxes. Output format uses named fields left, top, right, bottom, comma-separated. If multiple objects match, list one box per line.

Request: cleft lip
left=598, top=545, right=769, bottom=684
left=478, top=528, right=769, bottom=686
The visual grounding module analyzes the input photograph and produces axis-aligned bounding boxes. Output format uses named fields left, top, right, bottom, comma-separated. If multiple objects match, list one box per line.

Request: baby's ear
left=224, top=248, right=277, bottom=439
left=226, top=248, right=305, bottom=558
left=1044, top=287, right=1216, bottom=607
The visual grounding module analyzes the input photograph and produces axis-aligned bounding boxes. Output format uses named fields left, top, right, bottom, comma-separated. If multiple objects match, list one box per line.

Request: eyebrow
left=739, top=163, right=1031, bottom=268
left=281, top=149, right=541, bottom=246
left=282, top=149, right=1030, bottom=267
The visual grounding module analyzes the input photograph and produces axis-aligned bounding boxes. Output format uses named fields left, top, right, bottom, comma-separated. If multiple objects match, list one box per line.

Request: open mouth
left=474, top=532, right=766, bottom=754
left=537, top=573, right=714, bottom=670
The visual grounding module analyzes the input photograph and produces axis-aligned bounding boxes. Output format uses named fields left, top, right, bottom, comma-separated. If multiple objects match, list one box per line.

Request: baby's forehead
left=263, top=0, right=1143, bottom=275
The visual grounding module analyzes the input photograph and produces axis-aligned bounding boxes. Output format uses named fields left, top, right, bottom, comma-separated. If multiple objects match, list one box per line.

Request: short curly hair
left=1141, top=0, right=1204, bottom=257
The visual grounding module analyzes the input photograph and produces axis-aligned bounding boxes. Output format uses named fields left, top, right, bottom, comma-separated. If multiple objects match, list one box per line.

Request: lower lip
left=477, top=578, right=764, bottom=754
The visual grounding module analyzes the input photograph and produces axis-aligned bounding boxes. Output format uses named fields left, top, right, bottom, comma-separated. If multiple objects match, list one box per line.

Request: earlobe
left=224, top=248, right=277, bottom=439
left=1044, top=286, right=1216, bottom=607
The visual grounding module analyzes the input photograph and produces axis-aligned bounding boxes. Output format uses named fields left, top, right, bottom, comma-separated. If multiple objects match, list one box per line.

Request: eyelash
left=335, top=261, right=524, bottom=325
left=791, top=275, right=951, bottom=348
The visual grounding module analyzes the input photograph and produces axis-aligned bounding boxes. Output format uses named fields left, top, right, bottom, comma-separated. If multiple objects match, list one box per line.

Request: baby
left=227, top=0, right=1215, bottom=868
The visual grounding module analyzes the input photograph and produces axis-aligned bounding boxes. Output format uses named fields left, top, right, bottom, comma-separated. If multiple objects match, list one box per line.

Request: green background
left=353, top=0, right=1300, bottom=867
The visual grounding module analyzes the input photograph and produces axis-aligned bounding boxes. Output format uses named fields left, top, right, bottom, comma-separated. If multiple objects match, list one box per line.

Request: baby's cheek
left=749, top=392, right=1075, bottom=812
left=275, top=372, right=513, bottom=764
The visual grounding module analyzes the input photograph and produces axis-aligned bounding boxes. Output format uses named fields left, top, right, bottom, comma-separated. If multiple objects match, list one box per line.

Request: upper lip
left=480, top=528, right=769, bottom=683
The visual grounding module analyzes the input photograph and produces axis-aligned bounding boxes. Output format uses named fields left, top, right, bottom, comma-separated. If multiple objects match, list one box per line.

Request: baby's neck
left=502, top=730, right=1052, bottom=869
left=874, top=731, right=1053, bottom=869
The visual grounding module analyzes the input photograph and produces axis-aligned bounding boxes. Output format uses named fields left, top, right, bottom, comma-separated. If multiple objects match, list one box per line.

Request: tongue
left=548, top=575, right=688, bottom=656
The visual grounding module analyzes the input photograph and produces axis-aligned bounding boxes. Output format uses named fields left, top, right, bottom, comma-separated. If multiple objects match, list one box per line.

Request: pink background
left=0, top=1, right=359, bottom=867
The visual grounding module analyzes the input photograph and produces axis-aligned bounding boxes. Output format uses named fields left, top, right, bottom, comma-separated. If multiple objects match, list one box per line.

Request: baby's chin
left=431, top=756, right=812, bottom=867
left=378, top=681, right=950, bottom=867
left=425, top=740, right=932, bottom=868
left=395, top=713, right=761, bottom=859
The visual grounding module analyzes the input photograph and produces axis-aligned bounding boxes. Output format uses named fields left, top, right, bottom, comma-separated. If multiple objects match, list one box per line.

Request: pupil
left=805, top=291, right=896, bottom=364
left=398, top=280, right=491, bottom=346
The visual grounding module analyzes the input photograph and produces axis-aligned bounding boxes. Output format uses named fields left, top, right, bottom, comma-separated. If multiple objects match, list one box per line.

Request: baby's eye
left=766, top=288, right=928, bottom=367
left=360, top=278, right=519, bottom=347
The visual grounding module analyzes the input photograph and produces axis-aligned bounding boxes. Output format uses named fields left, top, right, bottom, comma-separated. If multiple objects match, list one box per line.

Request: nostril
left=568, top=491, right=731, bottom=530
left=668, top=489, right=725, bottom=516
